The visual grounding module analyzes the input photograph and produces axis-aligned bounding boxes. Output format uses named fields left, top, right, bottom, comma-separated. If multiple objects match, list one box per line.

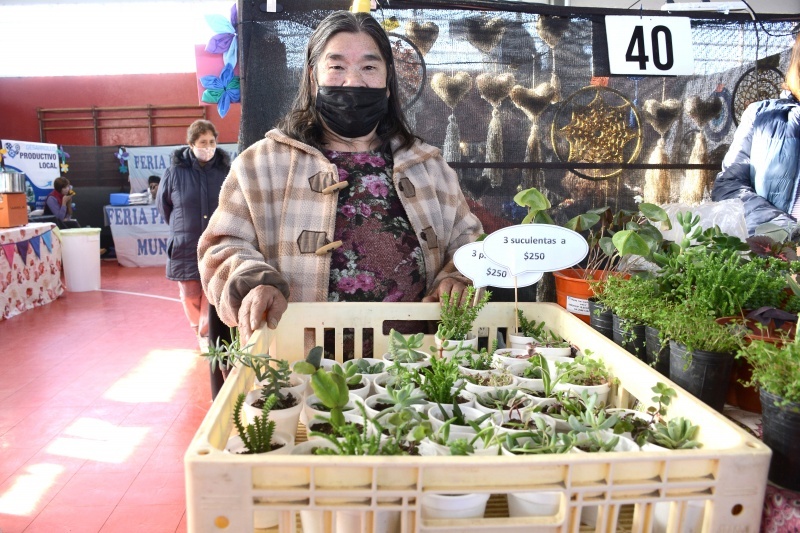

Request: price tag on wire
left=482, top=224, right=589, bottom=276
left=453, top=241, right=542, bottom=289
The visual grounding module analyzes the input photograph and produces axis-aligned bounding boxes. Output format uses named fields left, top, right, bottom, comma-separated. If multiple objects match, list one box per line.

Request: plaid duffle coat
left=198, top=129, right=483, bottom=327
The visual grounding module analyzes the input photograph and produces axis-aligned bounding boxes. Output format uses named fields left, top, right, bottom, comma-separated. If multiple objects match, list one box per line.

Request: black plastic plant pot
left=760, top=389, right=800, bottom=491
left=588, top=298, right=613, bottom=339
left=669, top=341, right=733, bottom=412
left=612, top=313, right=646, bottom=361
left=644, top=326, right=669, bottom=378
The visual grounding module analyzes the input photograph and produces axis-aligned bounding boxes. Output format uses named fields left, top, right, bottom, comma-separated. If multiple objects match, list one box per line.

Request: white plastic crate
left=185, top=302, right=771, bottom=533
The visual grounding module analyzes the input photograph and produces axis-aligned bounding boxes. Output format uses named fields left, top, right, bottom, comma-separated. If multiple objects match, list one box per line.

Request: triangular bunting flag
left=16, top=241, right=29, bottom=265
left=30, top=235, right=41, bottom=259
left=42, top=231, right=53, bottom=252
left=2, top=243, right=14, bottom=267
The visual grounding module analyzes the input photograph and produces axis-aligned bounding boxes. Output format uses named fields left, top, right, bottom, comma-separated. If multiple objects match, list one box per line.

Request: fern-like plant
left=437, top=286, right=491, bottom=341
left=232, top=393, right=279, bottom=454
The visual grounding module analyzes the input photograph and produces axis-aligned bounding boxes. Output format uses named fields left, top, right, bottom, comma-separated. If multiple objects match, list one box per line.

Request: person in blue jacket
left=711, top=34, right=800, bottom=235
left=157, top=119, right=230, bottom=345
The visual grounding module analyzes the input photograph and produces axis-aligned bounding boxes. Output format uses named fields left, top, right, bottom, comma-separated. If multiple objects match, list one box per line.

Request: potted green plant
left=660, top=302, right=740, bottom=412
left=509, top=309, right=571, bottom=356
left=434, top=285, right=491, bottom=357
left=509, top=184, right=670, bottom=324
left=383, top=329, right=430, bottom=368
left=417, top=355, right=464, bottom=406
left=737, top=329, right=800, bottom=490
left=243, top=358, right=305, bottom=437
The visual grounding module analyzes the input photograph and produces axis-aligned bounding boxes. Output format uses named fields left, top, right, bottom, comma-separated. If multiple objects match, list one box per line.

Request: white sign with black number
left=605, top=16, right=694, bottom=76
left=453, top=241, right=543, bottom=289
left=482, top=224, right=589, bottom=276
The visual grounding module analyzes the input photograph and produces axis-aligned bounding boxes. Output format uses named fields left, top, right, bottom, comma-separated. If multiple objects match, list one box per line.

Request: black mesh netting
left=237, top=0, right=798, bottom=236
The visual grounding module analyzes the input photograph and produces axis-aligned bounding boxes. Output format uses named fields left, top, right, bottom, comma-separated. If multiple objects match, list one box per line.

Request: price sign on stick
left=454, top=242, right=543, bottom=289
left=483, top=224, right=589, bottom=275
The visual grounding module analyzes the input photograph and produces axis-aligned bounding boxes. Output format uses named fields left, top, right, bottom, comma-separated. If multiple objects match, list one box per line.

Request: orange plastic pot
left=552, top=268, right=608, bottom=324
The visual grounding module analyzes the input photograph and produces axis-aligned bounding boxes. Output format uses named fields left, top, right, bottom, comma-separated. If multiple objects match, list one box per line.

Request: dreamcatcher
left=431, top=72, right=473, bottom=163
left=464, top=16, right=510, bottom=188
left=551, top=86, right=642, bottom=181
left=535, top=15, right=570, bottom=103
left=732, top=66, right=784, bottom=126
left=642, top=83, right=682, bottom=205
left=388, top=32, right=426, bottom=115
left=399, top=21, right=437, bottom=128
left=681, top=95, right=723, bottom=205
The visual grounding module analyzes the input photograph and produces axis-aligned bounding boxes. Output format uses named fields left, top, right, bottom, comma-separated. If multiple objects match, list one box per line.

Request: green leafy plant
left=612, top=382, right=675, bottom=445
left=232, top=392, right=279, bottom=454
left=377, top=382, right=428, bottom=412
left=418, top=356, right=463, bottom=404
left=457, top=346, right=494, bottom=371
left=432, top=400, right=492, bottom=429
left=388, top=329, right=427, bottom=363
left=737, top=330, right=800, bottom=405
left=344, top=358, right=386, bottom=375
left=330, top=362, right=365, bottom=388
left=566, top=389, right=619, bottom=432
left=475, top=388, right=525, bottom=412
left=648, top=417, right=701, bottom=450
left=558, top=350, right=612, bottom=388
left=436, top=286, right=491, bottom=341
left=499, top=418, right=574, bottom=455
left=311, top=403, right=392, bottom=455
left=515, top=310, right=570, bottom=347
left=308, top=368, right=351, bottom=428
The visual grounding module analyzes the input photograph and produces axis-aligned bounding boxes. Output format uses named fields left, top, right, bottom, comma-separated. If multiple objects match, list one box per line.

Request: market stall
left=0, top=222, right=62, bottom=320
left=104, top=204, right=169, bottom=267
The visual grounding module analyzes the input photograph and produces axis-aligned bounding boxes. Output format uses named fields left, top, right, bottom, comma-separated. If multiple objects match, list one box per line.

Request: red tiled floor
left=0, top=263, right=210, bottom=533
left=99, top=504, right=184, bottom=533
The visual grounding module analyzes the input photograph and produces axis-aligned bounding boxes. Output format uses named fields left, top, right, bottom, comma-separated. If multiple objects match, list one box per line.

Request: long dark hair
left=276, top=11, right=416, bottom=152
left=786, top=33, right=800, bottom=100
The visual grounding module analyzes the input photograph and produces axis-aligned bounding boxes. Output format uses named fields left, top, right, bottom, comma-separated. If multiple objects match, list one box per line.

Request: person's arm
left=198, top=156, right=290, bottom=335
left=156, top=168, right=173, bottom=224
left=711, top=101, right=795, bottom=234
left=46, top=195, right=67, bottom=221
left=413, top=154, right=483, bottom=304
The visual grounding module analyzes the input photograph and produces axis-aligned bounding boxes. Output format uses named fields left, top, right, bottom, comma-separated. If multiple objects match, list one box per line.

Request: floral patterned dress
left=324, top=150, right=427, bottom=303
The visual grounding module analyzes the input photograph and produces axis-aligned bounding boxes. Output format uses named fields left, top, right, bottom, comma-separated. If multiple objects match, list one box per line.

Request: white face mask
left=192, top=146, right=215, bottom=162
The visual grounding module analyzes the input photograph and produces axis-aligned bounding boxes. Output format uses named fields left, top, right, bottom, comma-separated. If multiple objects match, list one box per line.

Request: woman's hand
left=61, top=194, right=71, bottom=206
left=237, top=285, right=288, bottom=343
left=422, top=278, right=470, bottom=307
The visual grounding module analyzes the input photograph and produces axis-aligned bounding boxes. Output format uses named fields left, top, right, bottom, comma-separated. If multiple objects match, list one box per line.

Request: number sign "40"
left=605, top=16, right=694, bottom=76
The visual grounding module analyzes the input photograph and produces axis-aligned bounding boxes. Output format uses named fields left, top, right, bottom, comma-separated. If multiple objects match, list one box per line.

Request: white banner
left=105, top=205, right=170, bottom=267
left=1, top=139, right=60, bottom=210
left=127, top=143, right=238, bottom=193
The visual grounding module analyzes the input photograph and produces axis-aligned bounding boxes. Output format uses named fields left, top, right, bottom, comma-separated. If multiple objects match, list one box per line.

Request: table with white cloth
left=104, top=204, right=169, bottom=267
left=0, top=222, right=63, bottom=320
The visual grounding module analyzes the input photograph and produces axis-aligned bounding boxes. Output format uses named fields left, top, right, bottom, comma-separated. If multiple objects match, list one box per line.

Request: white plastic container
left=184, top=302, right=772, bottom=533
left=59, top=227, right=101, bottom=292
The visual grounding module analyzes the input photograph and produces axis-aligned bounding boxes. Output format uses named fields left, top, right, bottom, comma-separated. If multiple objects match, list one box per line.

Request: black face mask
left=315, top=86, right=389, bottom=139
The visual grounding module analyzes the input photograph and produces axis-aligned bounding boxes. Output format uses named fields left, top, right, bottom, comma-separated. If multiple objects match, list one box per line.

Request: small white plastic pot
left=225, top=431, right=295, bottom=529
left=427, top=404, right=492, bottom=438
left=421, top=492, right=490, bottom=520
left=381, top=350, right=431, bottom=371
left=507, top=491, right=563, bottom=518
left=434, top=334, right=479, bottom=360
left=508, top=332, right=534, bottom=350
left=492, top=348, right=531, bottom=368
left=243, top=389, right=303, bottom=437
left=555, top=381, right=611, bottom=407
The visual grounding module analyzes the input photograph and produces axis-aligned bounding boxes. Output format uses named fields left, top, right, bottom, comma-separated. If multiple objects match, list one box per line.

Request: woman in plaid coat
left=198, top=11, right=482, bottom=340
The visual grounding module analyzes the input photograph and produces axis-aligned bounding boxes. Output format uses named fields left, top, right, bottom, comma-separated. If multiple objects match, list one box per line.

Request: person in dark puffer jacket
left=711, top=34, right=800, bottom=236
left=157, top=119, right=230, bottom=344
